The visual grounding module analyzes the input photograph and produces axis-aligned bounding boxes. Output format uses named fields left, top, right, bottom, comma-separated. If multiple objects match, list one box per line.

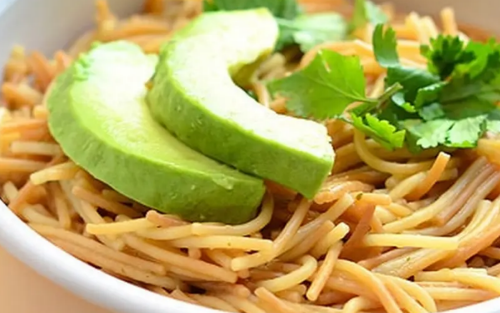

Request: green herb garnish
left=203, top=0, right=347, bottom=52
left=404, top=35, right=500, bottom=149
left=268, top=48, right=405, bottom=149
left=276, top=14, right=347, bottom=52
left=372, top=24, right=399, bottom=67
left=203, top=0, right=300, bottom=19
left=349, top=0, right=388, bottom=32
left=268, top=22, right=500, bottom=151
left=268, top=50, right=370, bottom=119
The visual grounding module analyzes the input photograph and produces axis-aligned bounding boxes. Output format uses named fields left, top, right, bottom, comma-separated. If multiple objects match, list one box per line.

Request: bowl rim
left=0, top=201, right=499, bottom=313
left=0, top=201, right=222, bottom=313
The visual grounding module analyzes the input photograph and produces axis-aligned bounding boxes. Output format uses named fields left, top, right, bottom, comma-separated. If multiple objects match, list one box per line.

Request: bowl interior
left=0, top=0, right=142, bottom=65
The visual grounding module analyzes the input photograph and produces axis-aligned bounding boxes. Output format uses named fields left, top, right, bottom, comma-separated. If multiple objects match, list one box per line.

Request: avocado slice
left=147, top=9, right=334, bottom=198
left=47, top=42, right=265, bottom=224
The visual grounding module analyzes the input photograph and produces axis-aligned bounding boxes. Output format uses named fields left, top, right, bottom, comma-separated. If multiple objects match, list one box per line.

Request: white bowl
left=0, top=1, right=499, bottom=313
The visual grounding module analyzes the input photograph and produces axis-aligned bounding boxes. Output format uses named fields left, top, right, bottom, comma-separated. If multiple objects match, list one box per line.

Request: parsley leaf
left=372, top=24, right=399, bottom=67
left=268, top=50, right=370, bottom=119
left=278, top=14, right=347, bottom=52
left=349, top=0, right=388, bottom=32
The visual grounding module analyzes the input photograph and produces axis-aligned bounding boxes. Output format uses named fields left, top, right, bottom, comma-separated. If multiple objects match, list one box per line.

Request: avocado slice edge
left=148, top=9, right=335, bottom=199
left=47, top=41, right=265, bottom=224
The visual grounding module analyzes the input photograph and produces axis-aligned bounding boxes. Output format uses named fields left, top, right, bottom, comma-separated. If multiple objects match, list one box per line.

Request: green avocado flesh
left=47, top=42, right=265, bottom=224
left=148, top=9, right=335, bottom=199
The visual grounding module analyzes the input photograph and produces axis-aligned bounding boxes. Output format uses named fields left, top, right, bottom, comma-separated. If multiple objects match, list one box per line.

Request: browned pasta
left=49, top=238, right=179, bottom=290
left=307, top=242, right=342, bottom=301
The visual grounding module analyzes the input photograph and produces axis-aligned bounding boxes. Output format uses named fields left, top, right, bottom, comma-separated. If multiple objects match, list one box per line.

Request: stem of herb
left=377, top=83, right=403, bottom=103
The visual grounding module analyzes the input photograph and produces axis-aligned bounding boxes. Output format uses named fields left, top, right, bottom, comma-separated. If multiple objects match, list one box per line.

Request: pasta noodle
left=306, top=242, right=342, bottom=301
left=2, top=1, right=500, bottom=312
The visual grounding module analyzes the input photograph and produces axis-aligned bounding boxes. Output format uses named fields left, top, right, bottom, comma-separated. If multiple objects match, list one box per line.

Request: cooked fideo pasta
left=2, top=0, right=500, bottom=312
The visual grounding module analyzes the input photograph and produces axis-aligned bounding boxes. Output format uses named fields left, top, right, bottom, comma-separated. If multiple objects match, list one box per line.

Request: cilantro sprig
left=203, top=0, right=348, bottom=52
left=268, top=23, right=500, bottom=151
left=203, top=0, right=387, bottom=52
left=268, top=49, right=405, bottom=149
left=268, top=50, right=373, bottom=119
left=349, top=0, right=388, bottom=32
left=276, top=14, right=347, bottom=52
left=405, top=36, right=500, bottom=149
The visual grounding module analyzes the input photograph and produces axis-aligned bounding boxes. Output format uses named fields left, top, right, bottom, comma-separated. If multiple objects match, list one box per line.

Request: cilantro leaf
left=391, top=92, right=416, bottom=113
left=441, top=98, right=497, bottom=119
left=349, top=83, right=403, bottom=116
left=372, top=24, right=399, bottom=67
left=372, top=25, right=441, bottom=116
left=418, top=102, right=445, bottom=121
left=280, top=0, right=301, bottom=20
left=386, top=66, right=440, bottom=103
left=204, top=0, right=348, bottom=52
left=351, top=113, right=406, bottom=149
left=454, top=40, right=500, bottom=79
left=268, top=22, right=500, bottom=152
left=403, top=119, right=453, bottom=149
left=204, top=0, right=304, bottom=51
left=203, top=0, right=218, bottom=11
left=487, top=108, right=500, bottom=133
left=407, top=98, right=494, bottom=149
left=278, top=14, right=347, bottom=52
left=409, top=35, right=500, bottom=148
left=267, top=45, right=405, bottom=149
left=446, top=115, right=487, bottom=148
left=385, top=67, right=439, bottom=118
left=406, top=115, right=486, bottom=149
left=275, top=24, right=297, bottom=51
left=349, top=0, right=388, bottom=32
left=421, top=35, right=473, bottom=79
left=203, top=0, right=300, bottom=19
left=442, top=50, right=500, bottom=103
left=268, top=50, right=370, bottom=119
left=414, top=82, right=445, bottom=108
